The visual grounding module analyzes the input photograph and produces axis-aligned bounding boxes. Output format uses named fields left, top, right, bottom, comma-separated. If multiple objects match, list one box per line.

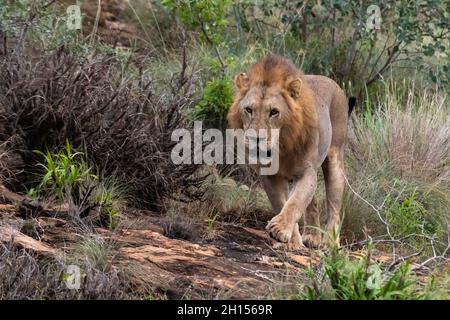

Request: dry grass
left=350, top=82, right=449, bottom=181
left=0, top=241, right=134, bottom=299
left=342, top=81, right=450, bottom=249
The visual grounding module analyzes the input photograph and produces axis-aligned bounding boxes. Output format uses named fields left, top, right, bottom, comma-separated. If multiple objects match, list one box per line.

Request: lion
left=227, top=54, right=355, bottom=249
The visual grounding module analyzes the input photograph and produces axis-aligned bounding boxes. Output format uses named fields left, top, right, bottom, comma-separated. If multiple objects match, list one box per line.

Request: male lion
left=227, top=55, right=355, bottom=249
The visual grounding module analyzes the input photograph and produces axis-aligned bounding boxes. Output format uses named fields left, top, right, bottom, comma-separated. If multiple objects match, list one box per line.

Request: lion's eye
left=245, top=107, right=253, bottom=114
left=269, top=109, right=279, bottom=117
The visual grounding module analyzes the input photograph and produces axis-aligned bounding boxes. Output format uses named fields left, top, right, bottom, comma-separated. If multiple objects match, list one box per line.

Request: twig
left=341, top=168, right=450, bottom=269
left=89, top=0, right=102, bottom=48
left=198, top=18, right=226, bottom=79
left=414, top=231, right=450, bottom=270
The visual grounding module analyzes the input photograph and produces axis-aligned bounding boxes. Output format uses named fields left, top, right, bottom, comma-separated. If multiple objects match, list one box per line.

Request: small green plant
left=72, top=235, right=115, bottom=272
left=386, top=190, right=438, bottom=238
left=33, top=141, right=97, bottom=200
left=302, top=245, right=432, bottom=300
left=93, top=181, right=127, bottom=230
left=193, top=78, right=233, bottom=129
left=206, top=213, right=218, bottom=234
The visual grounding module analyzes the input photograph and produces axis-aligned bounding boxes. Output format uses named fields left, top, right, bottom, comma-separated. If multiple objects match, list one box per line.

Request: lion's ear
left=287, top=78, right=302, bottom=98
left=235, top=72, right=249, bottom=91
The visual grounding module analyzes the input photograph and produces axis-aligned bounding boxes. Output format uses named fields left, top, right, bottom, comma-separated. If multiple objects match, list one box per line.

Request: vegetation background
left=0, top=0, right=448, bottom=299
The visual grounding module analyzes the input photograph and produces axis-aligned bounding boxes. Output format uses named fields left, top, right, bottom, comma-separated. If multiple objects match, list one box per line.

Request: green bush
left=302, top=246, right=433, bottom=300
left=193, top=78, right=233, bottom=129
left=161, top=0, right=231, bottom=46
left=386, top=189, right=438, bottom=238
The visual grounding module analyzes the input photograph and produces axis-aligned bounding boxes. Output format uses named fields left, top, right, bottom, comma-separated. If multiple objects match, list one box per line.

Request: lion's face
left=237, top=85, right=288, bottom=147
left=228, top=71, right=306, bottom=154
left=228, top=55, right=318, bottom=156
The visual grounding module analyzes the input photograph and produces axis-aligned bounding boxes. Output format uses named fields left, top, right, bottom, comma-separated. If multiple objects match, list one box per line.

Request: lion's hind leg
left=302, top=195, right=322, bottom=248
left=322, top=147, right=345, bottom=246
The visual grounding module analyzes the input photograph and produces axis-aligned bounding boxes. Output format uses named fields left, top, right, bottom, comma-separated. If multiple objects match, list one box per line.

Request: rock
left=0, top=226, right=60, bottom=257
left=0, top=205, right=315, bottom=298
left=0, top=204, right=16, bottom=212
left=289, top=254, right=319, bottom=267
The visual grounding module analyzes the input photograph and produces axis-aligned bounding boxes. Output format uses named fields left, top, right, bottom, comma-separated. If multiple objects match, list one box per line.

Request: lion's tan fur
left=227, top=54, right=352, bottom=249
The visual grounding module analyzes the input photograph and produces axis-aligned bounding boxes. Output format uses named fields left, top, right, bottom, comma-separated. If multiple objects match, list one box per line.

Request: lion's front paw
left=266, top=214, right=294, bottom=243
left=302, top=233, right=322, bottom=249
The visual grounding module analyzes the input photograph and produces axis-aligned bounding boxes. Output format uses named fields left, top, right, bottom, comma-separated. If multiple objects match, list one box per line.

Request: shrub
left=161, top=0, right=232, bottom=76
left=193, top=78, right=233, bottom=129
left=386, top=189, right=438, bottom=238
left=161, top=0, right=231, bottom=42
left=0, top=49, right=205, bottom=210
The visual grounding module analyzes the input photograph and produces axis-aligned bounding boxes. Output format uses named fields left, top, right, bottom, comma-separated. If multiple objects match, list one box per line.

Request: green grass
left=30, top=141, right=97, bottom=201
left=301, top=245, right=434, bottom=300
left=72, top=235, right=116, bottom=272
left=31, top=142, right=128, bottom=229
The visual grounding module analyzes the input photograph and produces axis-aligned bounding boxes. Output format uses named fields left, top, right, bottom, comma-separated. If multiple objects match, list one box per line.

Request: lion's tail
left=348, top=96, right=356, bottom=116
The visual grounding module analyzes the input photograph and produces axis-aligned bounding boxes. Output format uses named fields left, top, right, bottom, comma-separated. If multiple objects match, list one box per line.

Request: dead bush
left=0, top=47, right=205, bottom=210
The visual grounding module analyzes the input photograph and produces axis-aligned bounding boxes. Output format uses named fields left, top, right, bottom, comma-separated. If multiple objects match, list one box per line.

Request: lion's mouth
left=246, top=143, right=273, bottom=165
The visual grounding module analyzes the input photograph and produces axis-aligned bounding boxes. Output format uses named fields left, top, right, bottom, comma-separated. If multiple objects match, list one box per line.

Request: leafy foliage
left=193, top=78, right=234, bottom=129
left=161, top=0, right=231, bottom=45
left=230, top=0, right=450, bottom=91
left=386, top=189, right=438, bottom=238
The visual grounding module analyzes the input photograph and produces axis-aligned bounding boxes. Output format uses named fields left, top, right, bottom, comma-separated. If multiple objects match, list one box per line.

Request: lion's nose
left=255, top=138, right=272, bottom=157
left=247, top=135, right=259, bottom=146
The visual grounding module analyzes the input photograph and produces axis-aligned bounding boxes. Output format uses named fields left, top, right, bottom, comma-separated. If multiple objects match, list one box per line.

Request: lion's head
left=227, top=55, right=317, bottom=154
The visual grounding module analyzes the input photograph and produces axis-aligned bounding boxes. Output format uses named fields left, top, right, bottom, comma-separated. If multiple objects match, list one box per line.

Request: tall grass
left=343, top=80, right=450, bottom=253
left=352, top=81, right=449, bottom=180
